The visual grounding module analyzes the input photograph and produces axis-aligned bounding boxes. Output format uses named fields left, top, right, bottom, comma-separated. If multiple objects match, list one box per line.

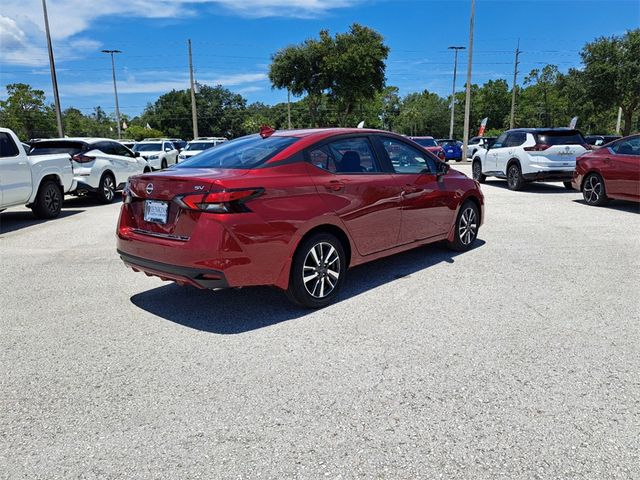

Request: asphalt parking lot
left=1, top=162, right=639, bottom=479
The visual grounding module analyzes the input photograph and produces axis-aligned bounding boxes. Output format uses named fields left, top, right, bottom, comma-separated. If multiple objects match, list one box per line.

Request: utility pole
left=101, top=50, right=122, bottom=139
left=509, top=40, right=521, bottom=129
left=42, top=0, right=63, bottom=137
left=461, top=0, right=476, bottom=162
left=188, top=39, right=199, bottom=140
left=287, top=88, right=292, bottom=129
left=448, top=46, right=465, bottom=139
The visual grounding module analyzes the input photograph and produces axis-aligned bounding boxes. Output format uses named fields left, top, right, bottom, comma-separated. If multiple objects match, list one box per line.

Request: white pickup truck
left=0, top=128, right=76, bottom=219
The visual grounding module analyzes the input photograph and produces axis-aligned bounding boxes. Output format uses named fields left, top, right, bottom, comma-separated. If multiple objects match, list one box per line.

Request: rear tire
left=563, top=181, right=574, bottom=190
left=506, top=163, right=524, bottom=191
left=582, top=173, right=607, bottom=206
left=96, top=172, right=116, bottom=204
left=286, top=233, right=346, bottom=309
left=447, top=200, right=480, bottom=252
left=31, top=179, right=63, bottom=219
left=472, top=160, right=486, bottom=183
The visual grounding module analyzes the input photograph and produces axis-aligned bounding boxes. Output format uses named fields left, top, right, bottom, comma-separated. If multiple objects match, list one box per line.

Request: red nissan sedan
left=572, top=134, right=640, bottom=206
left=117, top=128, right=484, bottom=308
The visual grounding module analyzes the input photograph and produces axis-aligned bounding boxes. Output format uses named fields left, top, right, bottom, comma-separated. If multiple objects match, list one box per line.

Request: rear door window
left=0, top=132, right=20, bottom=157
left=29, top=141, right=86, bottom=156
left=308, top=137, right=380, bottom=174
left=536, top=131, right=586, bottom=146
left=505, top=132, right=526, bottom=147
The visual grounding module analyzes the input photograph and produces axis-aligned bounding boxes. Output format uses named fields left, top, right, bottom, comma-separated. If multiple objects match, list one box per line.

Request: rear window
left=185, top=142, right=215, bottom=151
left=175, top=134, right=299, bottom=169
left=30, top=141, right=86, bottom=156
left=412, top=138, right=437, bottom=147
left=438, top=139, right=458, bottom=146
left=536, top=131, right=586, bottom=146
left=133, top=143, right=162, bottom=152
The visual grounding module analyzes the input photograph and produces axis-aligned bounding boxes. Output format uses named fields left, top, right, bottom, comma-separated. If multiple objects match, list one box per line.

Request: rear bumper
left=522, top=170, right=574, bottom=182
left=118, top=250, right=229, bottom=289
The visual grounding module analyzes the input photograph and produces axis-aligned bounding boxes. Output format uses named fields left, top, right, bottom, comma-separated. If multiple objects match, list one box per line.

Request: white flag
left=145, top=123, right=151, bottom=130
left=122, top=121, right=128, bottom=130
left=110, top=126, right=113, bottom=132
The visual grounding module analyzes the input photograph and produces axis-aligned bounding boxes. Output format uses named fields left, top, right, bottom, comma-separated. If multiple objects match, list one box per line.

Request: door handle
left=402, top=184, right=418, bottom=194
left=18, top=161, right=27, bottom=165
left=324, top=180, right=344, bottom=191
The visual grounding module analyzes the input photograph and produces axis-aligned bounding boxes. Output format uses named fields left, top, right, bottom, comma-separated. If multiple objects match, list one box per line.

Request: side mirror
left=134, top=151, right=141, bottom=157
left=436, top=161, right=450, bottom=177
left=165, top=148, right=171, bottom=152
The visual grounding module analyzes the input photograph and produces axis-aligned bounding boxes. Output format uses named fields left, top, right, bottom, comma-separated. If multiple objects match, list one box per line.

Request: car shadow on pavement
left=0, top=209, right=85, bottom=235
left=130, top=240, right=485, bottom=334
left=571, top=199, right=640, bottom=213
left=63, top=192, right=123, bottom=207
left=484, top=180, right=576, bottom=194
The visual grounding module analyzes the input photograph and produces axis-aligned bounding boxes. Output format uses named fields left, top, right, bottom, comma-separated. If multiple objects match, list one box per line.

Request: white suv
left=29, top=138, right=151, bottom=203
left=471, top=128, right=589, bottom=190
left=132, top=140, right=179, bottom=170
left=178, top=137, right=227, bottom=162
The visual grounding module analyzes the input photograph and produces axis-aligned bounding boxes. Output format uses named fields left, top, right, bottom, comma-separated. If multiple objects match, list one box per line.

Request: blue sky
left=1, top=0, right=638, bottom=118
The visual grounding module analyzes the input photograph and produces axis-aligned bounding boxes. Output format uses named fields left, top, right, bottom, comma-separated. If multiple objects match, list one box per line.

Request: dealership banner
left=478, top=117, right=488, bottom=137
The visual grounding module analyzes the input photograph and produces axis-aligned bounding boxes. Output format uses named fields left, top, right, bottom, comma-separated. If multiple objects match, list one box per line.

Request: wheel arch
left=29, top=173, right=63, bottom=204
left=580, top=169, right=605, bottom=192
left=506, top=157, right=521, bottom=173
left=273, top=220, right=353, bottom=290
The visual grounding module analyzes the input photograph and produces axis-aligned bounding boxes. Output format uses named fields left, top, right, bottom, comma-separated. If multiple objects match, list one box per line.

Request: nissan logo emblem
left=146, top=183, right=154, bottom=195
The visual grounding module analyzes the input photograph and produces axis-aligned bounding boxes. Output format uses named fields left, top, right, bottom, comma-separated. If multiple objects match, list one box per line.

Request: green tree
left=125, top=125, right=165, bottom=141
left=580, top=29, right=640, bottom=135
left=269, top=24, right=389, bottom=127
left=0, top=83, right=56, bottom=140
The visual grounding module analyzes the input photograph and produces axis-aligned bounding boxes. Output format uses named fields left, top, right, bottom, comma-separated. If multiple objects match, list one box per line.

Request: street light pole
left=461, top=0, right=476, bottom=162
left=102, top=49, right=122, bottom=139
left=188, top=39, right=199, bottom=140
left=448, top=46, right=465, bottom=139
left=42, top=0, right=63, bottom=137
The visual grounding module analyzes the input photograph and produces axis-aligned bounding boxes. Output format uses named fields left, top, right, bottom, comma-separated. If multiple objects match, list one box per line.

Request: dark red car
left=572, top=134, right=640, bottom=206
left=410, top=136, right=446, bottom=161
left=117, top=128, right=484, bottom=308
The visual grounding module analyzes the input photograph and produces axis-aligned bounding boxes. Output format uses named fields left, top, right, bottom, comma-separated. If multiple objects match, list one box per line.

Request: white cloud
left=61, top=72, right=268, bottom=96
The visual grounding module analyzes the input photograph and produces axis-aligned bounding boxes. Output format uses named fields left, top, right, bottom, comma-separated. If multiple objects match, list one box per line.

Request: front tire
left=286, top=233, right=346, bottom=309
left=96, top=172, right=116, bottom=204
left=472, top=160, right=486, bottom=183
left=506, top=163, right=524, bottom=191
left=447, top=201, right=480, bottom=252
left=161, top=159, right=168, bottom=170
left=31, top=179, right=63, bottom=219
left=582, top=173, right=607, bottom=206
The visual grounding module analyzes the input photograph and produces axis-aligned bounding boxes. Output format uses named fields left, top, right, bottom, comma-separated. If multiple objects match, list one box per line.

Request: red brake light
left=72, top=153, right=96, bottom=163
left=177, top=188, right=263, bottom=213
left=524, top=144, right=550, bottom=152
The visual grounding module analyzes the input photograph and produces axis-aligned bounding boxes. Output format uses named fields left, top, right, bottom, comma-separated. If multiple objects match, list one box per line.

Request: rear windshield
left=413, top=138, right=437, bottom=147
left=536, top=131, right=586, bottom=146
left=185, top=142, right=216, bottom=151
left=438, top=139, right=458, bottom=146
left=133, top=143, right=162, bottom=152
left=175, top=134, right=299, bottom=169
left=29, top=141, right=86, bottom=156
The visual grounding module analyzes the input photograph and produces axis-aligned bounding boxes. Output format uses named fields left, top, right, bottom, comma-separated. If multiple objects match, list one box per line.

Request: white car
left=177, top=137, right=227, bottom=161
left=0, top=128, right=75, bottom=218
left=471, top=128, right=589, bottom=191
left=133, top=140, right=179, bottom=170
left=29, top=138, right=151, bottom=203
left=466, top=136, right=497, bottom=159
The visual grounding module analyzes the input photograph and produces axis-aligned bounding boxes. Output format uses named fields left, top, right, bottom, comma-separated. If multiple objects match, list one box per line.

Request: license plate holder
left=144, top=200, right=169, bottom=224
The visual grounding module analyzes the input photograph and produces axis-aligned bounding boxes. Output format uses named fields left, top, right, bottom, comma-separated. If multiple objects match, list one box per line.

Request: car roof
left=409, top=136, right=435, bottom=139
left=506, top=128, right=581, bottom=133
left=31, top=137, right=113, bottom=144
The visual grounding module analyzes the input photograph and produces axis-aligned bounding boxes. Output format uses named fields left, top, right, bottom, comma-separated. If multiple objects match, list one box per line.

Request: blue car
left=436, top=139, right=463, bottom=162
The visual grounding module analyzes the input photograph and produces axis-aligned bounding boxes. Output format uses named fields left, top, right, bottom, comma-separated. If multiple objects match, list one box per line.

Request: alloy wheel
left=44, top=184, right=61, bottom=213
left=458, top=207, right=477, bottom=246
left=507, top=165, right=519, bottom=189
left=302, top=242, right=341, bottom=299
left=583, top=175, right=602, bottom=204
left=103, top=176, right=115, bottom=201
left=473, top=162, right=481, bottom=180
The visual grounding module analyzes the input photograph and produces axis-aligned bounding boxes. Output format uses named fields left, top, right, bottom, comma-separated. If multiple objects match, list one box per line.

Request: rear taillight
left=72, top=153, right=96, bottom=163
left=176, top=188, right=263, bottom=213
left=524, top=144, right=550, bottom=152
